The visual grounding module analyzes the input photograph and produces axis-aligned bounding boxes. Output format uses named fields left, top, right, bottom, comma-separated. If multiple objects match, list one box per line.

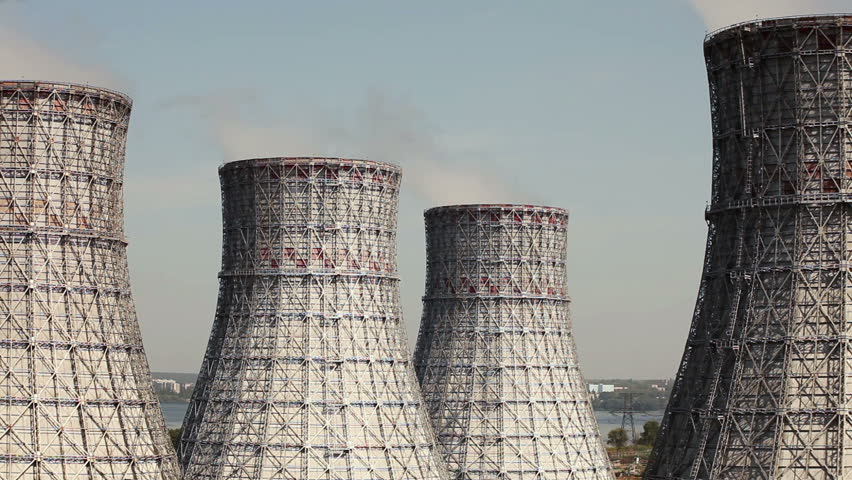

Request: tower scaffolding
left=0, top=80, right=179, bottom=479
left=179, top=157, right=449, bottom=480
left=646, top=14, right=852, bottom=480
left=414, top=204, right=613, bottom=480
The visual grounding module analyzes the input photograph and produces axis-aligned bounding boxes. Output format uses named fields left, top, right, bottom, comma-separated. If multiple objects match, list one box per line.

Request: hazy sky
left=1, top=0, right=849, bottom=378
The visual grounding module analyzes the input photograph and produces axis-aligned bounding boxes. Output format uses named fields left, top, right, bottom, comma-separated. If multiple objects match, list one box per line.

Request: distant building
left=588, top=384, right=616, bottom=394
left=153, top=378, right=181, bottom=394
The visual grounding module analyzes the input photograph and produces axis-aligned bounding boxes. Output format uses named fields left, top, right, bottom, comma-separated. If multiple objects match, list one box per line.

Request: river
left=160, top=402, right=663, bottom=437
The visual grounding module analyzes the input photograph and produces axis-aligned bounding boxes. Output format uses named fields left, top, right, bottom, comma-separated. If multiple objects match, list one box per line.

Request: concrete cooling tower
left=646, top=15, right=852, bottom=480
left=180, top=158, right=449, bottom=480
left=0, top=81, right=179, bottom=479
left=414, top=204, right=613, bottom=480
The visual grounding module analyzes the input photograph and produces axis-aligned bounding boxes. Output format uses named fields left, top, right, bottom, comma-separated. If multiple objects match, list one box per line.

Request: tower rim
left=705, top=13, right=852, bottom=43
left=425, top=203, right=568, bottom=216
left=0, top=80, right=132, bottom=106
left=220, top=156, right=402, bottom=174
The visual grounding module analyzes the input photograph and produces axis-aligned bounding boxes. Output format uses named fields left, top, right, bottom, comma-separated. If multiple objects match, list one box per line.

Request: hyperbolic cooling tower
left=646, top=15, right=852, bottom=480
left=414, top=205, right=613, bottom=480
left=180, top=157, right=449, bottom=480
left=0, top=81, right=179, bottom=478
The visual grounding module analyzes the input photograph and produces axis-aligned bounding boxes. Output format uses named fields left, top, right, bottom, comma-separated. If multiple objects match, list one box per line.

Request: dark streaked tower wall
left=0, top=81, right=179, bottom=479
left=180, top=158, right=449, bottom=480
left=646, top=15, right=852, bottom=480
left=415, top=204, right=613, bottom=480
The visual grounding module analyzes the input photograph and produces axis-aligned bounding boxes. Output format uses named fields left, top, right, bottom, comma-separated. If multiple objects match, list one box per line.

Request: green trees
left=168, top=428, right=182, bottom=455
left=638, top=420, right=660, bottom=446
left=607, top=421, right=659, bottom=450
left=607, top=428, right=628, bottom=449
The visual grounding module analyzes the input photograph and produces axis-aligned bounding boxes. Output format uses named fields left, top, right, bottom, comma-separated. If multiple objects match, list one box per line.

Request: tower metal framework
left=180, top=157, right=449, bottom=480
left=414, top=204, right=613, bottom=480
left=0, top=81, right=179, bottom=479
left=646, top=15, right=852, bottom=480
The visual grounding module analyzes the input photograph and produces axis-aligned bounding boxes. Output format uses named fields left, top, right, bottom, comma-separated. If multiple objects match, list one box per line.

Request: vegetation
left=157, top=392, right=192, bottom=403
left=637, top=420, right=660, bottom=446
left=607, top=428, right=629, bottom=449
left=168, top=428, right=182, bottom=455
left=604, top=421, right=661, bottom=477
left=151, top=373, right=196, bottom=404
left=588, top=379, right=672, bottom=411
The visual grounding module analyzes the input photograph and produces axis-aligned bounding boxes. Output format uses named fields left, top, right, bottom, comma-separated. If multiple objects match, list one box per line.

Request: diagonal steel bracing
left=414, top=204, right=613, bottom=480
left=0, top=81, right=179, bottom=480
left=646, top=15, right=852, bottom=480
left=180, top=158, right=449, bottom=480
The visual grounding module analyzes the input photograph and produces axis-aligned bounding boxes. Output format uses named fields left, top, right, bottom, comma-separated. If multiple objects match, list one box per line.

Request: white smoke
left=0, top=5, right=125, bottom=90
left=689, top=0, right=850, bottom=31
left=166, top=89, right=518, bottom=206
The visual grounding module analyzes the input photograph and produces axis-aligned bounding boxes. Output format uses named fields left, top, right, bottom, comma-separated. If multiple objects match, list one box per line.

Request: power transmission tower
left=610, top=392, right=643, bottom=444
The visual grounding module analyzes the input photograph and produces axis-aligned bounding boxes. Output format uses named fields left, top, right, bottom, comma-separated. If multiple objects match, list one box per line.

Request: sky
left=0, top=0, right=849, bottom=379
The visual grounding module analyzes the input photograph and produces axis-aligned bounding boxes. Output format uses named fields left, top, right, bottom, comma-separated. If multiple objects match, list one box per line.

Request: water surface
left=160, top=402, right=663, bottom=438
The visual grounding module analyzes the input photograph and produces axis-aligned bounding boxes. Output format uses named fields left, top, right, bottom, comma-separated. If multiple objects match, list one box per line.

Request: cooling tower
left=414, top=204, right=613, bottom=480
left=646, top=15, right=852, bottom=479
left=180, top=158, right=449, bottom=480
left=0, top=81, right=179, bottom=479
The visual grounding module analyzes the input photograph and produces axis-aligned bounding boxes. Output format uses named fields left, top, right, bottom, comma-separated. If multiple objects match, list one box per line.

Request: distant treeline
left=151, top=372, right=197, bottom=404
left=588, top=379, right=673, bottom=412
left=156, top=390, right=193, bottom=403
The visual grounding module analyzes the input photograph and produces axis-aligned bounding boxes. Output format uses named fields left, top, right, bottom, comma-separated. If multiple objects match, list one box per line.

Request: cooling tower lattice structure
left=180, top=157, right=449, bottom=480
left=0, top=81, right=179, bottom=479
left=646, top=15, right=852, bottom=480
left=414, top=205, right=613, bottom=480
